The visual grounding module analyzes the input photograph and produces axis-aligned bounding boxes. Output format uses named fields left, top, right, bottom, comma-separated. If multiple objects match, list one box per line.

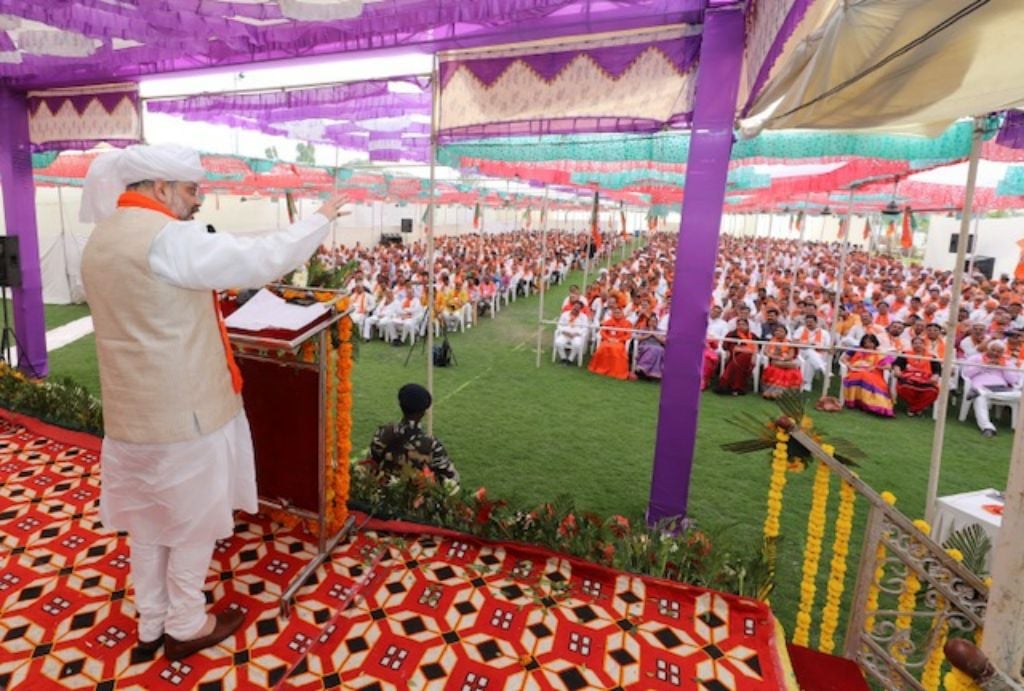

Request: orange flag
left=590, top=192, right=603, bottom=250
left=885, top=220, right=896, bottom=238
left=900, top=209, right=913, bottom=249
left=1015, top=239, right=1024, bottom=281
left=862, top=218, right=872, bottom=240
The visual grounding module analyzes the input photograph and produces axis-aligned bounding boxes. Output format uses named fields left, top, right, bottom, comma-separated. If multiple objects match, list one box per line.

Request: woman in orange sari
left=588, top=306, right=632, bottom=380
left=893, top=336, right=941, bottom=416
left=761, top=324, right=803, bottom=399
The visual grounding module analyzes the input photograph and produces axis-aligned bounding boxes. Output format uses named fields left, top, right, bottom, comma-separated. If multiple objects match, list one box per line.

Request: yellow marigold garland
left=762, top=430, right=790, bottom=600
left=864, top=491, right=897, bottom=636
left=818, top=476, right=855, bottom=654
left=921, top=548, right=964, bottom=690
left=793, top=455, right=832, bottom=647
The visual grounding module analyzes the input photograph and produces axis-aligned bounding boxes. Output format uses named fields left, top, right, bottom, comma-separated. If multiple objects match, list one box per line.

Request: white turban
left=79, top=144, right=205, bottom=223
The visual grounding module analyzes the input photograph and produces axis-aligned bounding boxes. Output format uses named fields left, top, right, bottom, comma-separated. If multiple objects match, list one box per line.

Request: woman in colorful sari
left=588, top=306, right=632, bottom=380
left=841, top=334, right=894, bottom=417
left=761, top=324, right=803, bottom=400
left=893, top=336, right=941, bottom=417
left=716, top=317, right=758, bottom=396
left=633, top=313, right=666, bottom=381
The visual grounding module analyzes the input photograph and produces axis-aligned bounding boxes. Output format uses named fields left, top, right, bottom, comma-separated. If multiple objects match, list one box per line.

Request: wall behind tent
left=720, top=213, right=871, bottom=247
left=923, top=214, right=1024, bottom=279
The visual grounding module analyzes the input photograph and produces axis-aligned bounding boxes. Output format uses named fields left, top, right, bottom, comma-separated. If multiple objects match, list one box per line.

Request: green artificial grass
left=41, top=272, right=1009, bottom=640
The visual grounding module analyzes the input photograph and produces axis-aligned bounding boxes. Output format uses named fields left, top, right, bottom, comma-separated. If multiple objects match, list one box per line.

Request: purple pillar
left=0, top=88, right=48, bottom=376
left=647, top=2, right=745, bottom=524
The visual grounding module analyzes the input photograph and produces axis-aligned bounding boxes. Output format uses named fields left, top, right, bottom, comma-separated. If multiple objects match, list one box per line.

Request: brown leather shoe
left=165, top=610, right=245, bottom=661
left=135, top=634, right=165, bottom=654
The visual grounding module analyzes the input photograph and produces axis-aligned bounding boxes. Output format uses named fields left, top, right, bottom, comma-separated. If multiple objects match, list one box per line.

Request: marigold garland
left=921, top=547, right=964, bottom=690
left=864, top=491, right=897, bottom=636
left=793, top=456, right=831, bottom=646
left=818, top=477, right=855, bottom=654
left=761, top=430, right=790, bottom=601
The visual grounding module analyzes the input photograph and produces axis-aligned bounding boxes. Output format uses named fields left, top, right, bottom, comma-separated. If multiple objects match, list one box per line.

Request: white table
left=932, top=488, right=1004, bottom=549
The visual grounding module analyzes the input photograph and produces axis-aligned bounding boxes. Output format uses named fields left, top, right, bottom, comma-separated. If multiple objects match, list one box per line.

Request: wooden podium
left=227, top=290, right=355, bottom=617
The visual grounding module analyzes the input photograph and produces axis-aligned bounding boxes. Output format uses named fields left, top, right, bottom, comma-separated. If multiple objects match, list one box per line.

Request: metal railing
left=772, top=426, right=999, bottom=689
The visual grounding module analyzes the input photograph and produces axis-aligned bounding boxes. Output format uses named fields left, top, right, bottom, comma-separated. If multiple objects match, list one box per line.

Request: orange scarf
left=799, top=328, right=823, bottom=346
left=116, top=193, right=243, bottom=395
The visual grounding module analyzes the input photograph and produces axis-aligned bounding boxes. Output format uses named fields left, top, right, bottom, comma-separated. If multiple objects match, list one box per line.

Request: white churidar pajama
left=99, top=212, right=330, bottom=641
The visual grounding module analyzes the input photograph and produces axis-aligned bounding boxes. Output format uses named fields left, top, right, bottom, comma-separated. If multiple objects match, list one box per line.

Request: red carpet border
left=0, top=410, right=796, bottom=690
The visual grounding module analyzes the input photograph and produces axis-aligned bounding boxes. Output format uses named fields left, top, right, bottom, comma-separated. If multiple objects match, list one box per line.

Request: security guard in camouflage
left=368, top=383, right=460, bottom=484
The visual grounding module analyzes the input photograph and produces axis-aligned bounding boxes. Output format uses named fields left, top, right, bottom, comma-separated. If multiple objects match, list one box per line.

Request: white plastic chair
left=958, top=369, right=1021, bottom=429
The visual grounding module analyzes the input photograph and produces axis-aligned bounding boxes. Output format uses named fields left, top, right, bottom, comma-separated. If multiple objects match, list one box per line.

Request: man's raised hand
left=317, top=194, right=351, bottom=219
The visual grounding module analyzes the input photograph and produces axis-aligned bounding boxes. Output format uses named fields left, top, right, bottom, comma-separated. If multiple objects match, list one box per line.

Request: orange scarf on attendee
left=799, top=329, right=824, bottom=346
left=116, top=192, right=243, bottom=395
left=765, top=338, right=794, bottom=360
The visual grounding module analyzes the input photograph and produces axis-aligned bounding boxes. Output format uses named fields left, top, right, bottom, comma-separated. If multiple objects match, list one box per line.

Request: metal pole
left=425, top=55, right=440, bottom=435
left=536, top=187, right=550, bottom=367
left=823, top=188, right=855, bottom=395
left=766, top=210, right=774, bottom=239
left=967, top=211, right=983, bottom=276
left=926, top=117, right=985, bottom=522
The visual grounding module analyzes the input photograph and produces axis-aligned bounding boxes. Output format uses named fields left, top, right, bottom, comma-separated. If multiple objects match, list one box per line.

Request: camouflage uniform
left=368, top=420, right=459, bottom=483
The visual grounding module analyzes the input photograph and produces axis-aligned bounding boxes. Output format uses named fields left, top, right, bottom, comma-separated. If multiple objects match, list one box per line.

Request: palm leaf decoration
left=721, top=392, right=865, bottom=468
left=941, top=524, right=992, bottom=577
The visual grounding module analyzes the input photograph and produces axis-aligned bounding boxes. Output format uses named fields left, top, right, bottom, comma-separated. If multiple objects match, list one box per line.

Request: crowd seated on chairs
left=313, top=230, right=590, bottom=344
left=564, top=233, right=1024, bottom=439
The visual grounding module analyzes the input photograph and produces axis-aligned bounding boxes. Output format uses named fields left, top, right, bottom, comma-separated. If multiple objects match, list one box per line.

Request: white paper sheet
left=225, top=288, right=330, bottom=332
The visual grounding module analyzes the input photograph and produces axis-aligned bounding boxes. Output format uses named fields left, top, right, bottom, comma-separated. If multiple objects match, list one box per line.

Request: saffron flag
left=620, top=209, right=628, bottom=238
left=900, top=209, right=913, bottom=249
left=862, top=218, right=871, bottom=240
left=794, top=210, right=805, bottom=233
left=1015, top=239, right=1024, bottom=281
left=472, top=202, right=481, bottom=229
left=837, top=217, right=847, bottom=240
left=886, top=220, right=896, bottom=238
left=590, top=192, right=603, bottom=250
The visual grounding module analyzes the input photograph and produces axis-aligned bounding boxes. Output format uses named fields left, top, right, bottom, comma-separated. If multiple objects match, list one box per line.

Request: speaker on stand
left=0, top=236, right=23, bottom=367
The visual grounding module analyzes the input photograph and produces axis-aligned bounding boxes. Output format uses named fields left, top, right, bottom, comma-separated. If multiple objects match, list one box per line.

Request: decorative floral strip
left=818, top=476, right=855, bottom=654
left=793, top=454, right=832, bottom=647
left=921, top=548, right=965, bottom=690
left=0, top=363, right=103, bottom=435
left=762, top=430, right=790, bottom=591
left=864, top=491, right=898, bottom=636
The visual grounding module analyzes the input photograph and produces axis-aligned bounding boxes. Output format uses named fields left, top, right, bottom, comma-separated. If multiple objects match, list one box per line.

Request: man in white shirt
left=350, top=283, right=376, bottom=342
left=365, top=289, right=399, bottom=342
left=792, top=314, right=832, bottom=392
left=554, top=301, right=589, bottom=363
left=706, top=304, right=729, bottom=341
left=384, top=292, right=425, bottom=344
left=80, top=144, right=349, bottom=660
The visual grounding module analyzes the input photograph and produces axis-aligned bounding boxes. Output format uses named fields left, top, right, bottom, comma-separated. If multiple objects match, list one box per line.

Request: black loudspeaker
left=400, top=218, right=413, bottom=233
left=948, top=233, right=975, bottom=254
left=0, top=237, right=21, bottom=289
left=968, top=256, right=995, bottom=280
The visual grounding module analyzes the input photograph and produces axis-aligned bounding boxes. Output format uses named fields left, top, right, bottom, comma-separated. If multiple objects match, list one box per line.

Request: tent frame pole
left=425, top=54, right=440, bottom=435
left=823, top=188, right=855, bottom=395
left=926, top=116, right=985, bottom=522
left=536, top=186, right=550, bottom=367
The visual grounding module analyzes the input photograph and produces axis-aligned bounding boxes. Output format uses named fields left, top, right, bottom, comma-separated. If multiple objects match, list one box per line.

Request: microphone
left=206, top=224, right=217, bottom=234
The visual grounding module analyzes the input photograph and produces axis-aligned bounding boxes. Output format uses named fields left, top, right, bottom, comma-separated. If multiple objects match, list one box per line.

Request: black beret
left=399, top=383, right=432, bottom=415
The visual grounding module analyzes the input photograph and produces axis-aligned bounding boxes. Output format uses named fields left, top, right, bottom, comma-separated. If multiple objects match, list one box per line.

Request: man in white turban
left=80, top=144, right=348, bottom=661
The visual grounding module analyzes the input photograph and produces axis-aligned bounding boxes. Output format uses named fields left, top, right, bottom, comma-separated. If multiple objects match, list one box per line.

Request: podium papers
left=225, top=287, right=331, bottom=332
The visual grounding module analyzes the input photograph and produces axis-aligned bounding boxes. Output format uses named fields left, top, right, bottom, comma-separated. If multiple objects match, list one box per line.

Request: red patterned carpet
left=0, top=410, right=797, bottom=690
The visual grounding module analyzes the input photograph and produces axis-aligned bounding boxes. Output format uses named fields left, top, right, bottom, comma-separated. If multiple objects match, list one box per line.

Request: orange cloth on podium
left=588, top=316, right=632, bottom=380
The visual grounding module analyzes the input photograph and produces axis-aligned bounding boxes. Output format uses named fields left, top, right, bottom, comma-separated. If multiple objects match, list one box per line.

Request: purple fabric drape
left=647, top=4, right=746, bottom=525
left=0, top=0, right=702, bottom=88
left=0, top=89, right=48, bottom=376
left=440, top=34, right=701, bottom=89
left=997, top=110, right=1024, bottom=150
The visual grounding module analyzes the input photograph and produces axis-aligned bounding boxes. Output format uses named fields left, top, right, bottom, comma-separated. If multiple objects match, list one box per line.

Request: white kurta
left=99, top=213, right=331, bottom=547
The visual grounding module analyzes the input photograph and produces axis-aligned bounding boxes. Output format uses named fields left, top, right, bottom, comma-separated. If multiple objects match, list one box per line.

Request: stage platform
left=0, top=410, right=799, bottom=690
